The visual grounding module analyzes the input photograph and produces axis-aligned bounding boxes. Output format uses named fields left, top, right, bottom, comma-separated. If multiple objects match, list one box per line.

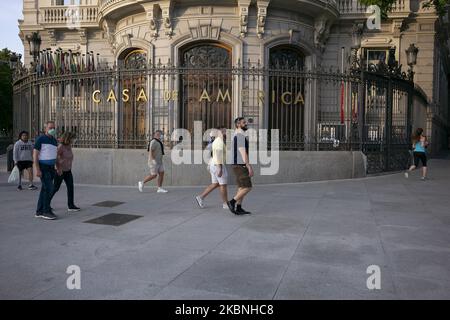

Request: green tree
left=0, top=48, right=14, bottom=135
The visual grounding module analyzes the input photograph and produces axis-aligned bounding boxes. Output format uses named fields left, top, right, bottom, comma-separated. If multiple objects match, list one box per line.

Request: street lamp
left=405, top=43, right=419, bottom=81
left=9, top=52, right=20, bottom=70
left=26, top=32, right=41, bottom=70
left=351, top=23, right=364, bottom=71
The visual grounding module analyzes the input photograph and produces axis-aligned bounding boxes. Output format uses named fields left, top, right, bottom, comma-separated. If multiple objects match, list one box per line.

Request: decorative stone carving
left=188, top=20, right=222, bottom=40
left=146, top=6, right=158, bottom=39
left=288, top=29, right=301, bottom=43
left=122, top=33, right=133, bottom=47
left=182, top=44, right=230, bottom=68
left=102, top=20, right=117, bottom=54
left=79, top=28, right=87, bottom=45
left=314, top=15, right=331, bottom=52
left=257, top=1, right=270, bottom=39
left=160, top=2, right=173, bottom=38
left=238, top=1, right=250, bottom=38
left=393, top=20, right=401, bottom=32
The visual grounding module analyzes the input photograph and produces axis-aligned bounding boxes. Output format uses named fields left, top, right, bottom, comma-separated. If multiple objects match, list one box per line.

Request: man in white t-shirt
left=195, top=127, right=229, bottom=209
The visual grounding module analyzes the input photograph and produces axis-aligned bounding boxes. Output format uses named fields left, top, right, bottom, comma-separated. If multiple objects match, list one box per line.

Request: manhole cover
left=84, top=213, right=142, bottom=226
left=92, top=201, right=125, bottom=208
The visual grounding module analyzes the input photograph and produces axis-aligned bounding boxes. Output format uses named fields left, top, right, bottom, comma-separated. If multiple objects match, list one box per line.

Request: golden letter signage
left=90, top=88, right=304, bottom=106
left=92, top=90, right=101, bottom=103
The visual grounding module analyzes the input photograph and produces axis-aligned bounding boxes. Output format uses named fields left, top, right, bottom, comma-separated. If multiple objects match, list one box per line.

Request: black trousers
left=51, top=170, right=75, bottom=208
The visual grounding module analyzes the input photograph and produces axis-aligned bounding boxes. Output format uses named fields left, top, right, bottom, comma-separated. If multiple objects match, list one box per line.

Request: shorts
left=232, top=165, right=252, bottom=188
left=209, top=164, right=228, bottom=185
left=413, top=152, right=427, bottom=167
left=148, top=161, right=164, bottom=175
left=17, top=161, right=33, bottom=171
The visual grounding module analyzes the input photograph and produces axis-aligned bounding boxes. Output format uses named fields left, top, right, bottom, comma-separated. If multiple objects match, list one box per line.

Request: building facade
left=13, top=0, right=450, bottom=179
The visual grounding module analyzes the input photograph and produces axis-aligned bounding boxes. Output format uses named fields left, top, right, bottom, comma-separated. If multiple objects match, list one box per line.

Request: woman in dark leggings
left=50, top=132, right=80, bottom=211
left=405, top=128, right=428, bottom=180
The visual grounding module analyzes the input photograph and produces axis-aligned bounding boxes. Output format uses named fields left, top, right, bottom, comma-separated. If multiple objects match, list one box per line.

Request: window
left=269, top=45, right=305, bottom=149
left=55, top=0, right=81, bottom=5
left=179, top=42, right=232, bottom=134
left=364, top=48, right=388, bottom=69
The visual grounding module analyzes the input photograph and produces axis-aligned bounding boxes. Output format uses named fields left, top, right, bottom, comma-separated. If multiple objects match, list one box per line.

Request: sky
left=0, top=0, right=24, bottom=56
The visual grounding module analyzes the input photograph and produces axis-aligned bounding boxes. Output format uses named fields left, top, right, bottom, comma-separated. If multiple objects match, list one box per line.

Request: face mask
left=159, top=134, right=164, bottom=141
left=242, top=125, right=248, bottom=131
left=48, top=129, right=56, bottom=136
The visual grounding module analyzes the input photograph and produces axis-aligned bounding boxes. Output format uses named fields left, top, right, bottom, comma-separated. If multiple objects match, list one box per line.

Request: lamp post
left=349, top=23, right=364, bottom=148
left=351, top=23, right=363, bottom=72
left=26, top=32, right=41, bottom=71
left=405, top=43, right=419, bottom=81
left=9, top=52, right=20, bottom=70
left=26, top=32, right=41, bottom=137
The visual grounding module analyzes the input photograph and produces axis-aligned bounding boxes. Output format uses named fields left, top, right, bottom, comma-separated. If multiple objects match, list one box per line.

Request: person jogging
left=195, top=127, right=229, bottom=209
left=13, top=131, right=38, bottom=191
left=226, top=117, right=252, bottom=215
left=405, top=127, right=429, bottom=180
left=138, top=130, right=168, bottom=193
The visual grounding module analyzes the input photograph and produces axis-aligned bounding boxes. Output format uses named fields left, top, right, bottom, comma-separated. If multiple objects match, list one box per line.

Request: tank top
left=414, top=140, right=426, bottom=153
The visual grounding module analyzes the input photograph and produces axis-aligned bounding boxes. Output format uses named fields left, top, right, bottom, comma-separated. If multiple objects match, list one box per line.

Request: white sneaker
left=157, top=188, right=168, bottom=193
left=223, top=203, right=228, bottom=209
left=404, top=172, right=409, bottom=178
left=195, top=195, right=205, bottom=208
left=138, top=181, right=144, bottom=192
left=421, top=176, right=426, bottom=181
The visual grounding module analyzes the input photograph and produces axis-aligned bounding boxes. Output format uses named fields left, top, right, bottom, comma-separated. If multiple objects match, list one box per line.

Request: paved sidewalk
left=1, top=155, right=450, bottom=299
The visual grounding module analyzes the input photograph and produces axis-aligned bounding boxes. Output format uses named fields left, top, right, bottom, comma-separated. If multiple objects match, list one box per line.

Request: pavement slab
left=1, top=155, right=450, bottom=299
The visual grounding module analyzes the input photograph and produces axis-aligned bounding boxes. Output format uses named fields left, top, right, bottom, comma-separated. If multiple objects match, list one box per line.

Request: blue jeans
left=36, top=164, right=56, bottom=214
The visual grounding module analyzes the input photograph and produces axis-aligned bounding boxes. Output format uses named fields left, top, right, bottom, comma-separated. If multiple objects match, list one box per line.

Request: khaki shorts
left=232, top=165, right=252, bottom=188
left=148, top=161, right=164, bottom=175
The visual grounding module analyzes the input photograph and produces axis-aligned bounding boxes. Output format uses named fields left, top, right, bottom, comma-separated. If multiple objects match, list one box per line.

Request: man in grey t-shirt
left=138, top=130, right=168, bottom=193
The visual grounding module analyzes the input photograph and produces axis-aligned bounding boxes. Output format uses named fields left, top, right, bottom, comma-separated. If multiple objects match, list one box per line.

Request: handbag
left=8, top=166, right=20, bottom=184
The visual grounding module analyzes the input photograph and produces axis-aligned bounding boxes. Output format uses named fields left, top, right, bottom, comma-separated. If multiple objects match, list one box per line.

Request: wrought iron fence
left=13, top=58, right=423, bottom=173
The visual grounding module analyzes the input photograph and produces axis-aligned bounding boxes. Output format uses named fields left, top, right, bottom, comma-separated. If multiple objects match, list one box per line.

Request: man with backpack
left=138, top=130, right=168, bottom=193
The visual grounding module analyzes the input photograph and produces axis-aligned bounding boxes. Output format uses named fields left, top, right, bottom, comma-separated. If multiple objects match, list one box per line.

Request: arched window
left=269, top=45, right=305, bottom=149
left=179, top=42, right=232, bottom=134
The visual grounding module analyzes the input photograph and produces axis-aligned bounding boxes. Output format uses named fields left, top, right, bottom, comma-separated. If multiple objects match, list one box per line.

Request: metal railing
left=338, top=0, right=410, bottom=14
left=13, top=58, right=425, bottom=173
left=41, top=5, right=98, bottom=26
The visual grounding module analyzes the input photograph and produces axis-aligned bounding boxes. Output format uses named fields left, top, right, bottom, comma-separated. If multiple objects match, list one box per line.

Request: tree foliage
left=0, top=48, right=13, bottom=134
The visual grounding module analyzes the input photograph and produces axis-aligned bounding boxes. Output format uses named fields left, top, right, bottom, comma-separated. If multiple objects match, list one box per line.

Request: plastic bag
left=8, top=166, right=20, bottom=184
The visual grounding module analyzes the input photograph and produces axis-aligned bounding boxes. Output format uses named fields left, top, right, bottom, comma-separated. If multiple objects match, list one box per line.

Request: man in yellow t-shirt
left=195, top=127, right=229, bottom=209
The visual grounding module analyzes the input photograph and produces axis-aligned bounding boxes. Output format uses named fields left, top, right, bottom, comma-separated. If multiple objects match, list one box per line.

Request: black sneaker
left=40, top=212, right=57, bottom=220
left=34, top=212, right=42, bottom=218
left=68, top=206, right=81, bottom=212
left=17, top=185, right=23, bottom=191
left=236, top=208, right=251, bottom=215
left=226, top=200, right=236, bottom=214
left=28, top=185, right=38, bottom=190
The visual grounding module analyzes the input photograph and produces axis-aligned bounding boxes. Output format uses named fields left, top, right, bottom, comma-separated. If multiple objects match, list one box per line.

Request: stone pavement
left=0, top=154, right=450, bottom=300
